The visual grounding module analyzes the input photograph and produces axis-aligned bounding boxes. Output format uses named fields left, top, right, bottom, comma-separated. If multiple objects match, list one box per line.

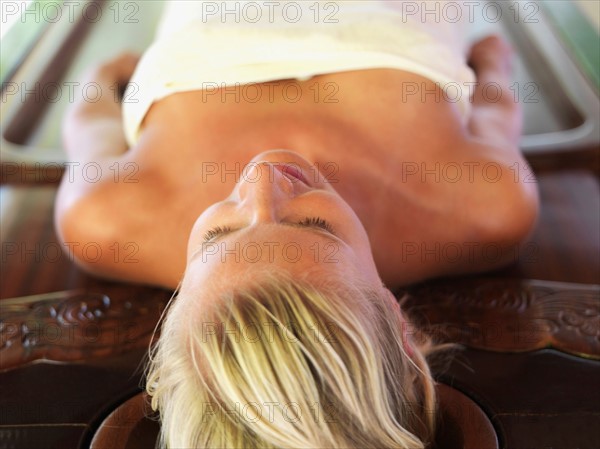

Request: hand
left=468, top=34, right=514, bottom=88
left=63, top=52, right=140, bottom=159
left=84, top=51, right=140, bottom=91
left=467, top=35, right=522, bottom=147
left=67, top=51, right=140, bottom=120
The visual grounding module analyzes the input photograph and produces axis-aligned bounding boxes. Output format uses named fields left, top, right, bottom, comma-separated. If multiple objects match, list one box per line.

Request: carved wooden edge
left=1, top=278, right=598, bottom=372
left=0, top=289, right=169, bottom=372
left=401, top=278, right=600, bottom=359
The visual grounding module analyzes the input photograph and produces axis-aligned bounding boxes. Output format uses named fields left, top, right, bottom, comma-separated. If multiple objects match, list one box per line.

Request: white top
left=123, top=1, right=476, bottom=145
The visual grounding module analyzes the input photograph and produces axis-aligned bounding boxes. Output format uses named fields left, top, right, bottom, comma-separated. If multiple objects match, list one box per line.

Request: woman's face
left=180, top=150, right=383, bottom=297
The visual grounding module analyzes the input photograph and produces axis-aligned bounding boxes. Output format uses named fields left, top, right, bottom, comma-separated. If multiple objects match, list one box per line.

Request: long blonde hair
left=146, top=273, right=438, bottom=448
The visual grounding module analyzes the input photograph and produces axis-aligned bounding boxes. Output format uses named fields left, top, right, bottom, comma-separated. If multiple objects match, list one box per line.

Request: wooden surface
left=88, top=386, right=500, bottom=449
left=1, top=165, right=599, bottom=448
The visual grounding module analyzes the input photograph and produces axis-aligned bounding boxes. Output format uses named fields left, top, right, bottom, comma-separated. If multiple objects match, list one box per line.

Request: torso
left=74, top=69, right=484, bottom=287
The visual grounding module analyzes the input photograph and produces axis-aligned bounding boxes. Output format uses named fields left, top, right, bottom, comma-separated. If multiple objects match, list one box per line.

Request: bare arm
left=379, top=36, right=540, bottom=288
left=62, top=52, right=139, bottom=162
left=57, top=52, right=139, bottom=211
left=464, top=35, right=539, bottom=231
left=468, top=35, right=523, bottom=149
left=55, top=53, right=141, bottom=277
left=442, top=36, right=539, bottom=278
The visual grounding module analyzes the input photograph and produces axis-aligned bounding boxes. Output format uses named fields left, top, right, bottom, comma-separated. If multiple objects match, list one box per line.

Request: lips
left=275, top=164, right=310, bottom=187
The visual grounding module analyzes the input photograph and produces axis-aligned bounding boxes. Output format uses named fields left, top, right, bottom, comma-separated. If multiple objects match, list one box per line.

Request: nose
left=236, top=163, right=295, bottom=223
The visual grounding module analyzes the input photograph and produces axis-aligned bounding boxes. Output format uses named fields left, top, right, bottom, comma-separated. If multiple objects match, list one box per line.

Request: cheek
left=186, top=205, right=224, bottom=258
left=186, top=238, right=197, bottom=261
left=186, top=222, right=207, bottom=262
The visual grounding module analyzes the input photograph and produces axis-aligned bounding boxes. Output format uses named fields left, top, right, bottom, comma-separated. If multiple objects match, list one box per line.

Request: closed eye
left=203, top=226, right=232, bottom=242
left=297, top=217, right=335, bottom=234
left=202, top=217, right=336, bottom=242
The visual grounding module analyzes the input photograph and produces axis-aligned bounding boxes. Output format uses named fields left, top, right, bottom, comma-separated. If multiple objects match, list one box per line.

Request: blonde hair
left=146, top=273, right=438, bottom=448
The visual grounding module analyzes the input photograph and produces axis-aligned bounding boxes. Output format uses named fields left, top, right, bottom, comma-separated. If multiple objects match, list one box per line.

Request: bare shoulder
left=457, top=139, right=540, bottom=241
left=54, top=170, right=136, bottom=279
left=54, top=160, right=181, bottom=286
left=373, top=138, right=540, bottom=288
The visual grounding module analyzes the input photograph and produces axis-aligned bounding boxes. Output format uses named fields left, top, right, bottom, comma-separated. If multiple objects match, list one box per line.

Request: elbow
left=54, top=197, right=118, bottom=278
left=470, top=177, right=540, bottom=253
left=54, top=210, right=96, bottom=276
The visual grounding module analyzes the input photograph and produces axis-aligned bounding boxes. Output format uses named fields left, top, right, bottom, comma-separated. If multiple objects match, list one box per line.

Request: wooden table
left=1, top=154, right=599, bottom=448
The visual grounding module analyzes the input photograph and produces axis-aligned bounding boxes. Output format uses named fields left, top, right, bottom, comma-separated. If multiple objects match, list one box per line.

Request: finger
left=85, top=52, right=140, bottom=87
left=468, top=34, right=514, bottom=106
left=468, top=35, right=513, bottom=76
left=107, top=52, right=141, bottom=83
left=466, top=35, right=522, bottom=145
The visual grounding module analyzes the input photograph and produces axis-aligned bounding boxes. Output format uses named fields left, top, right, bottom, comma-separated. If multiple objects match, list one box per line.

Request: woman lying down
left=55, top=1, right=539, bottom=447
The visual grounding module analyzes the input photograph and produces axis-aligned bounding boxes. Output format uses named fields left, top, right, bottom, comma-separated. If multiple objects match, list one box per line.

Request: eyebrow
left=191, top=222, right=342, bottom=263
